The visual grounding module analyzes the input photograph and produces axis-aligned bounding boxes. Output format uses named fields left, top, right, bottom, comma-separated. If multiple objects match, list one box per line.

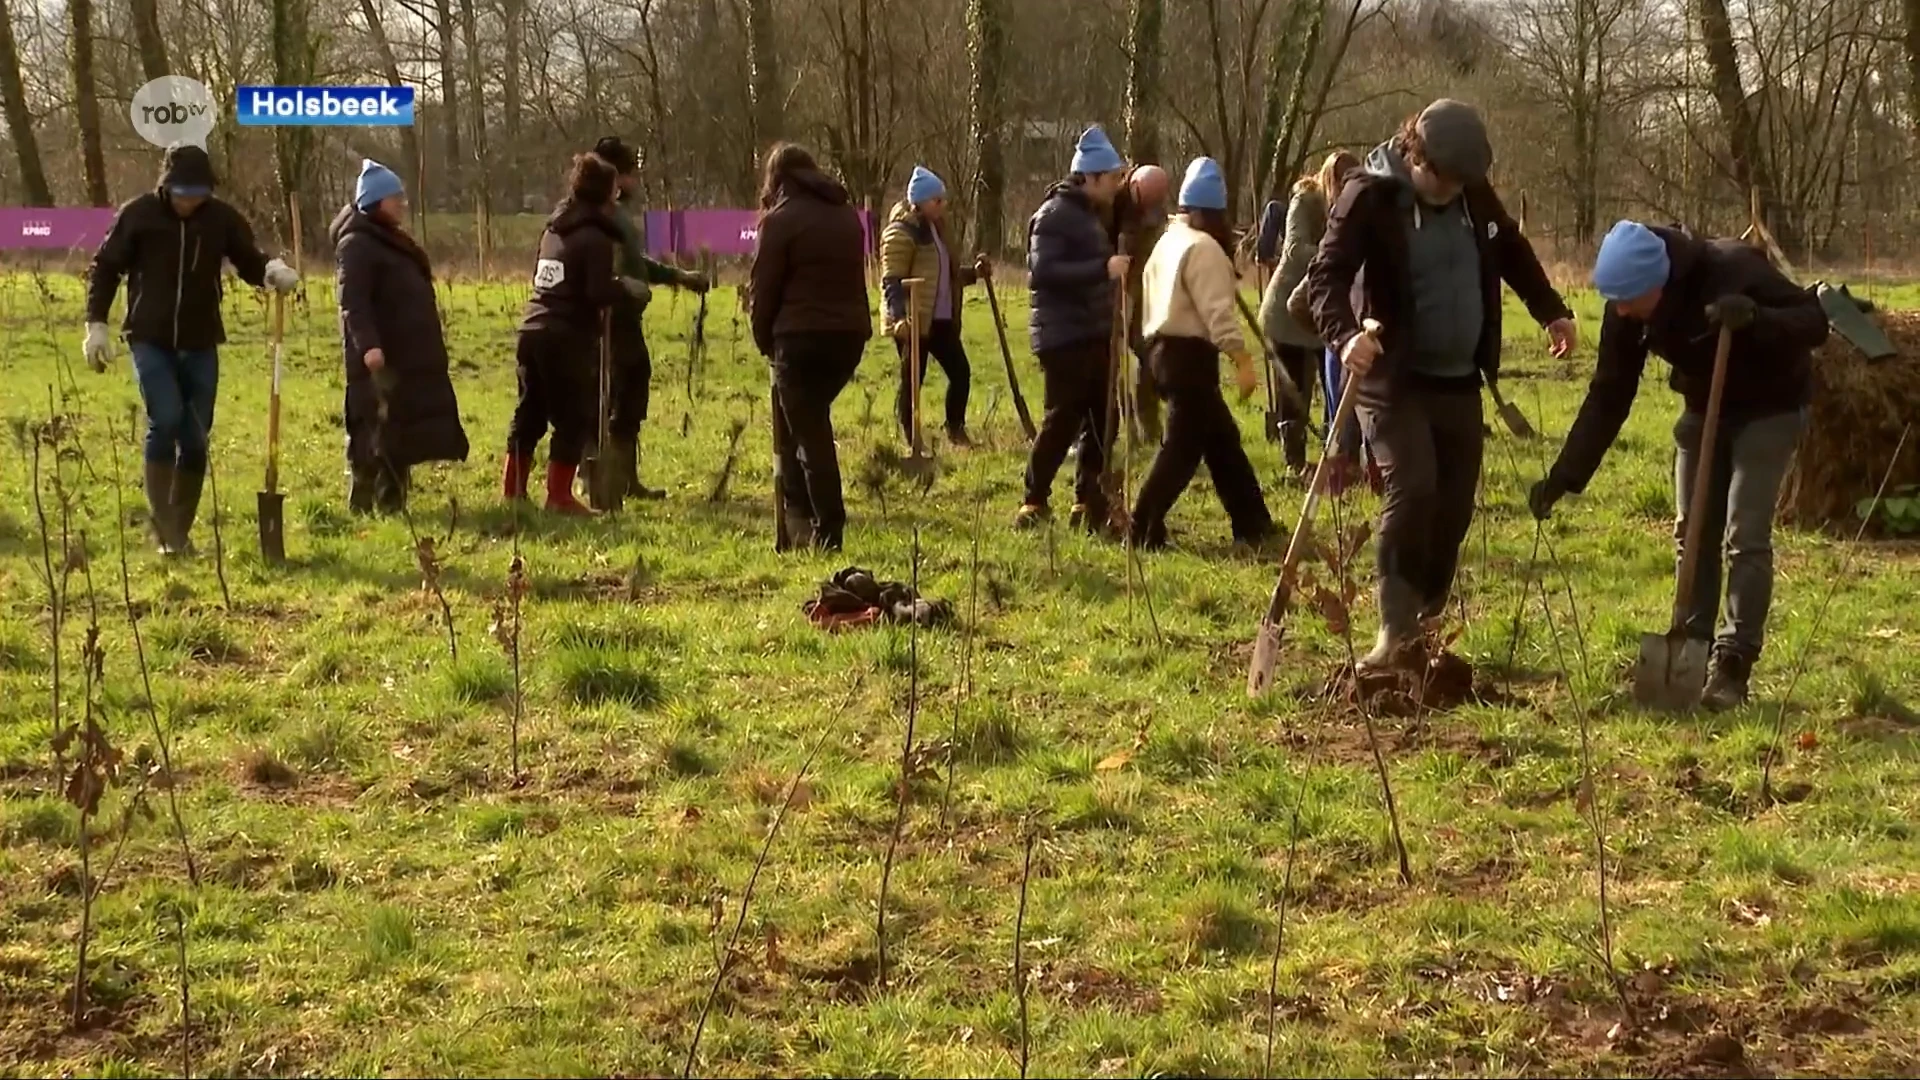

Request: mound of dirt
left=1321, top=650, right=1518, bottom=716
left=1779, top=309, right=1920, bottom=531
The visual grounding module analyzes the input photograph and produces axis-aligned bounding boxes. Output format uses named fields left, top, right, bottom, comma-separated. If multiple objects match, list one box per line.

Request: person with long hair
left=881, top=165, right=991, bottom=449
left=335, top=159, right=468, bottom=515
left=504, top=153, right=627, bottom=515
left=1305, top=99, right=1575, bottom=671
left=1259, top=149, right=1360, bottom=475
left=749, top=142, right=872, bottom=552
left=1016, top=124, right=1132, bottom=532
left=1128, top=158, right=1275, bottom=550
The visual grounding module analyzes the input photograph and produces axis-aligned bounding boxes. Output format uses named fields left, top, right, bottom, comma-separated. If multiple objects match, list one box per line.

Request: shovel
left=1247, top=318, right=1375, bottom=697
left=901, top=278, right=936, bottom=483
left=982, top=278, right=1037, bottom=441
left=1485, top=374, right=1536, bottom=439
left=588, top=308, right=622, bottom=513
left=1233, top=292, right=1319, bottom=442
left=1633, top=323, right=1734, bottom=712
left=257, top=291, right=287, bottom=564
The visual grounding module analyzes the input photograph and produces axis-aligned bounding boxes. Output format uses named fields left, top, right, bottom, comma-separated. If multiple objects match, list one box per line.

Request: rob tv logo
left=237, top=85, right=415, bottom=126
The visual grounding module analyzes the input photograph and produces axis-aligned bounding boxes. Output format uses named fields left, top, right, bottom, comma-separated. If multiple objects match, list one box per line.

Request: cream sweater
left=1141, top=217, right=1246, bottom=355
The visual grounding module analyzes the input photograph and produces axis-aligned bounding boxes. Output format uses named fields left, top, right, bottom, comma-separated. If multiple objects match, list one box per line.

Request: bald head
left=1129, top=164, right=1169, bottom=209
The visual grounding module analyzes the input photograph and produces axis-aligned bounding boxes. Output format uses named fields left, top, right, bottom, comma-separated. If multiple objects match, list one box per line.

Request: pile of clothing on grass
left=803, top=567, right=954, bottom=632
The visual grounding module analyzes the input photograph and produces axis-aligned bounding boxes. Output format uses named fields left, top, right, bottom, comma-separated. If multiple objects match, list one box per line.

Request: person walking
left=1128, top=158, right=1274, bottom=550
left=334, top=159, right=469, bottom=514
left=882, top=165, right=991, bottom=449
left=84, top=143, right=300, bottom=555
left=1016, top=124, right=1131, bottom=532
left=589, top=136, right=710, bottom=502
left=1305, top=99, right=1575, bottom=670
left=1108, top=162, right=1171, bottom=443
left=1259, top=149, right=1361, bottom=476
left=504, top=154, right=629, bottom=515
left=750, top=143, right=873, bottom=552
left=1530, top=220, right=1829, bottom=710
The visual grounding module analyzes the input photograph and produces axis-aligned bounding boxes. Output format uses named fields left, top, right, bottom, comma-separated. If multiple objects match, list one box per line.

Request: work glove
left=619, top=276, right=652, bottom=303
left=1705, top=294, right=1756, bottom=331
left=678, top=270, right=711, bottom=294
left=973, top=253, right=993, bottom=281
left=82, top=321, right=111, bottom=373
left=1527, top=475, right=1567, bottom=521
left=1231, top=350, right=1258, bottom=400
left=263, top=258, right=299, bottom=292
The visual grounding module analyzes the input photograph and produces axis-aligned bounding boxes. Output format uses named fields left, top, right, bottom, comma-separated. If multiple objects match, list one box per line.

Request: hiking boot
left=778, top=503, right=816, bottom=552
left=169, top=469, right=204, bottom=557
left=544, top=462, right=593, bottom=517
left=144, top=461, right=178, bottom=555
left=1700, top=654, right=1751, bottom=713
left=1357, top=576, right=1422, bottom=673
left=1013, top=503, right=1050, bottom=529
left=1280, top=422, right=1308, bottom=477
left=501, top=452, right=531, bottom=501
left=1067, top=502, right=1088, bottom=530
left=947, top=427, right=974, bottom=449
left=349, top=464, right=378, bottom=515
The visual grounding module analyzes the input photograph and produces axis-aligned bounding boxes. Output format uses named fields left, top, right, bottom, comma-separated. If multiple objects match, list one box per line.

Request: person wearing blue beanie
left=355, top=159, right=405, bottom=214
left=1591, top=220, right=1671, bottom=309
left=1532, top=219, right=1831, bottom=711
left=1071, top=125, right=1125, bottom=176
left=882, top=165, right=990, bottom=447
left=1176, top=157, right=1228, bottom=211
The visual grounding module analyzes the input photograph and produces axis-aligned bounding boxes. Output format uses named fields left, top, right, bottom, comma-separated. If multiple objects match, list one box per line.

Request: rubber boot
left=1280, top=422, right=1308, bottom=477
left=626, top=431, right=665, bottom=500
left=349, top=463, right=379, bottom=515
left=502, top=452, right=531, bottom=501
left=144, top=461, right=179, bottom=555
left=947, top=426, right=974, bottom=450
left=170, top=469, right=205, bottom=557
left=544, top=461, right=592, bottom=516
left=1358, top=576, right=1422, bottom=673
left=374, top=463, right=409, bottom=515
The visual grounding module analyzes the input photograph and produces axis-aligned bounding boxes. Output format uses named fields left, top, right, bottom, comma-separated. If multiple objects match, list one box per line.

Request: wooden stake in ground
left=256, top=292, right=287, bottom=564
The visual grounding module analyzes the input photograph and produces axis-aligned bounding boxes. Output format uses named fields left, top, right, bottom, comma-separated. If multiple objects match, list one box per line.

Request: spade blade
left=1632, top=630, right=1709, bottom=712
left=257, top=491, right=285, bottom=565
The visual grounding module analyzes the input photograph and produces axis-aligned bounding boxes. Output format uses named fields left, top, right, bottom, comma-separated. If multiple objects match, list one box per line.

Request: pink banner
left=0, top=208, right=118, bottom=251
left=644, top=208, right=875, bottom=259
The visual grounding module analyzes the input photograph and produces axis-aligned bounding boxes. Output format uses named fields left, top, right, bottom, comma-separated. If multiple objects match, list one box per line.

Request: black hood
left=546, top=197, right=617, bottom=236
left=157, top=144, right=216, bottom=192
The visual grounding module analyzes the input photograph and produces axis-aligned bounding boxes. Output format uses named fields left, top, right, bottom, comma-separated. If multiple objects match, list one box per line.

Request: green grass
left=3, top=270, right=1919, bottom=1075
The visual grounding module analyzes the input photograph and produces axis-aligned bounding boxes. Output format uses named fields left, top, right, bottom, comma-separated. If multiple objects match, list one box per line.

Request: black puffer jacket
left=333, top=204, right=468, bottom=469
left=519, top=199, right=624, bottom=337
left=749, top=168, right=873, bottom=356
left=85, top=147, right=271, bottom=350
left=1026, top=181, right=1115, bottom=354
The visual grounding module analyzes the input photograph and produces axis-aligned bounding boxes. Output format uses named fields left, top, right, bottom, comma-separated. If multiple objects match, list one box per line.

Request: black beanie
left=592, top=136, right=638, bottom=176
left=159, top=144, right=217, bottom=192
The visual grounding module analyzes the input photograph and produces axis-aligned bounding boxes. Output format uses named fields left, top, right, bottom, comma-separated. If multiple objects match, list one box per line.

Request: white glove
left=82, top=322, right=111, bottom=373
left=264, top=258, right=299, bottom=292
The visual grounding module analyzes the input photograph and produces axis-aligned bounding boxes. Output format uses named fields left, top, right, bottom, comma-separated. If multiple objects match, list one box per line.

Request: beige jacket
left=1142, top=217, right=1246, bottom=355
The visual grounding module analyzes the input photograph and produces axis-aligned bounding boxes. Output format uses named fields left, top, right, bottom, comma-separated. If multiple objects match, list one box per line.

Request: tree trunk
left=1120, top=0, right=1164, bottom=164
left=1265, top=0, right=1326, bottom=195
left=432, top=0, right=464, bottom=211
left=746, top=0, right=781, bottom=149
left=130, top=0, right=170, bottom=80
left=459, top=0, right=490, bottom=215
left=70, top=0, right=109, bottom=206
left=1696, top=0, right=1795, bottom=251
left=358, top=0, right=424, bottom=206
left=0, top=0, right=50, bottom=205
left=1255, top=0, right=1312, bottom=202
left=1905, top=0, right=1920, bottom=144
left=965, top=0, right=1006, bottom=254
left=272, top=0, right=321, bottom=252
left=501, top=0, right=523, bottom=210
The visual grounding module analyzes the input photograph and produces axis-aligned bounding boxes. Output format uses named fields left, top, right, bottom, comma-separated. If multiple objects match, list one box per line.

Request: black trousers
left=773, top=332, right=866, bottom=548
left=610, top=321, right=652, bottom=441
left=1023, top=337, right=1111, bottom=511
left=1274, top=343, right=1318, bottom=423
left=1358, top=384, right=1484, bottom=614
left=1130, top=336, right=1274, bottom=547
left=508, top=326, right=596, bottom=466
left=894, top=318, right=970, bottom=440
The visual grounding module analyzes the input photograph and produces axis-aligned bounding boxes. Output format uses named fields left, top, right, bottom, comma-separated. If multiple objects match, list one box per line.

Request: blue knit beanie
left=907, top=165, right=945, bottom=206
left=1592, top=220, right=1671, bottom=302
left=355, top=159, right=404, bottom=212
left=1071, top=125, right=1124, bottom=175
left=1178, top=157, right=1228, bottom=211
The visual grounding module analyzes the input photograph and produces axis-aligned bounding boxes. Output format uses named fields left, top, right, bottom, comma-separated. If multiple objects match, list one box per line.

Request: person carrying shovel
left=1529, top=220, right=1829, bottom=711
left=83, top=143, right=300, bottom=556
left=883, top=166, right=992, bottom=451
left=1305, top=99, right=1574, bottom=673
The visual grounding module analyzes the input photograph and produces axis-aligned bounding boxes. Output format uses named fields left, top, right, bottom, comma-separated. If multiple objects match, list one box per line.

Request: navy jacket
left=1025, top=181, right=1115, bottom=354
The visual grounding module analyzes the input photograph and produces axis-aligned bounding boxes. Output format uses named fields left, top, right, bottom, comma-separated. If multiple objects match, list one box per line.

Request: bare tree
left=131, top=0, right=171, bottom=80
left=432, top=0, right=465, bottom=208
left=271, top=0, right=320, bottom=248
left=966, top=0, right=1007, bottom=253
left=0, top=0, right=50, bottom=205
left=357, top=0, right=424, bottom=205
left=70, top=0, right=110, bottom=205
left=459, top=0, right=492, bottom=214
left=501, top=0, right=525, bottom=209
left=745, top=0, right=781, bottom=148
left=1696, top=0, right=1792, bottom=250
left=1121, top=0, right=1164, bottom=163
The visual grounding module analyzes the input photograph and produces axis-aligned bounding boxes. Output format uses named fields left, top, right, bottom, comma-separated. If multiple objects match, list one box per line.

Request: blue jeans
left=1322, top=347, right=1366, bottom=461
left=130, top=342, right=220, bottom=470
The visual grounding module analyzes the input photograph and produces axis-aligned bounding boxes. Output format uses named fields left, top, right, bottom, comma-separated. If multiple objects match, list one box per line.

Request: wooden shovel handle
left=904, top=278, right=924, bottom=452
left=265, top=292, right=285, bottom=493
left=1672, top=324, right=1735, bottom=629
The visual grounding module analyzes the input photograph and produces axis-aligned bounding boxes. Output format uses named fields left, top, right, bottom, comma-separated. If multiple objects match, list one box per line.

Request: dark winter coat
left=750, top=168, right=873, bottom=356
left=1026, top=181, right=1116, bottom=354
left=85, top=191, right=272, bottom=351
left=520, top=198, right=626, bottom=339
left=333, top=205, right=469, bottom=469
left=1305, top=139, right=1571, bottom=406
left=1547, top=226, right=1829, bottom=494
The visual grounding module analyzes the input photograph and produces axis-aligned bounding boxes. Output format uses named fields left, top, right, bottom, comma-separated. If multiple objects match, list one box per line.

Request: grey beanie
left=1415, top=99, right=1492, bottom=183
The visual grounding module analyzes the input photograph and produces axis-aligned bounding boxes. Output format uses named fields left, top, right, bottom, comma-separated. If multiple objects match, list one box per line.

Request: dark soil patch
left=1280, top=708, right=1513, bottom=770
left=1782, top=1002, right=1870, bottom=1037
left=1038, top=962, right=1162, bottom=1012
left=793, top=951, right=880, bottom=1002
left=1321, top=650, right=1524, bottom=718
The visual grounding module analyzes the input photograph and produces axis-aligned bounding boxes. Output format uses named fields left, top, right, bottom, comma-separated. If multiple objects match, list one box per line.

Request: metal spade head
left=257, top=491, right=285, bottom=565
left=1632, top=630, right=1709, bottom=712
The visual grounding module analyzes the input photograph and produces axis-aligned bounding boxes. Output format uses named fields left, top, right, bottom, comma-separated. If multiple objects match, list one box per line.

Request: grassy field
left=2, top=269, right=1919, bottom=1079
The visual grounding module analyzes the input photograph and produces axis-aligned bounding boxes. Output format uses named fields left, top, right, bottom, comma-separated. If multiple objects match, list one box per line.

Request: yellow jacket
left=880, top=201, right=977, bottom=337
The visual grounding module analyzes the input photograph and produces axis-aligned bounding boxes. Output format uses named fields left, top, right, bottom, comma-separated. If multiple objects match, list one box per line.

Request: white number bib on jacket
left=533, top=258, right=565, bottom=290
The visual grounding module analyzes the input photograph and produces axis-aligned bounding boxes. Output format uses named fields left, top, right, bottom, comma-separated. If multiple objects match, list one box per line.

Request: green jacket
left=610, top=197, right=685, bottom=315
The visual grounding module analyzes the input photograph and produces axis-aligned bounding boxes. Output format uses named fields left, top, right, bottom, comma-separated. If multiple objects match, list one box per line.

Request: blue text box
left=236, top=86, right=414, bottom=126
